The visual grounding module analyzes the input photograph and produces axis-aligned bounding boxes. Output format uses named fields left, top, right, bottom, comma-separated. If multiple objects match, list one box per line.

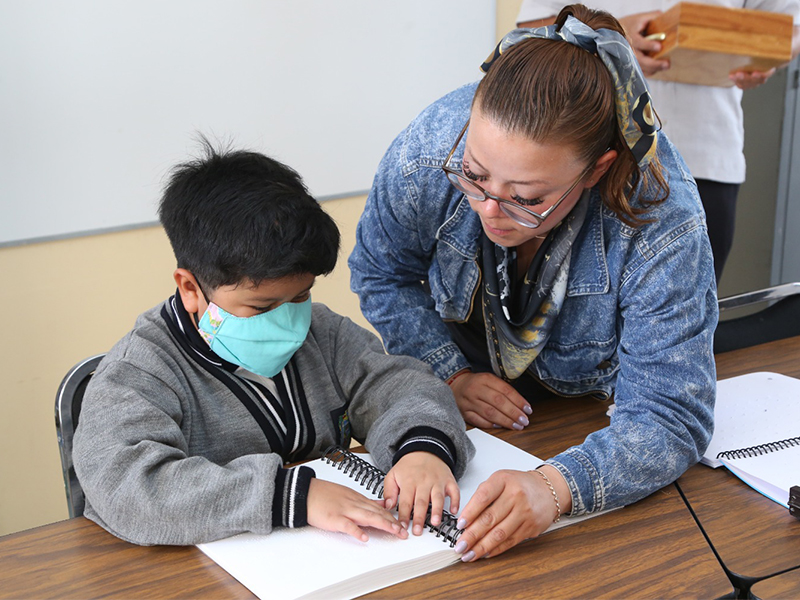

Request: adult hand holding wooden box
left=644, top=2, right=792, bottom=87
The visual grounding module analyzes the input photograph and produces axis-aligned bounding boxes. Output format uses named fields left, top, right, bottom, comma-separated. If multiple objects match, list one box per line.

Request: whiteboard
left=0, top=1, right=495, bottom=246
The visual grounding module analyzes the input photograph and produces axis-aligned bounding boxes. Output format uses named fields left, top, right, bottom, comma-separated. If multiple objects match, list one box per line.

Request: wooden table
left=677, top=336, right=800, bottom=596
left=749, top=567, right=800, bottom=599
left=361, top=402, right=733, bottom=599
left=0, top=516, right=251, bottom=599
left=0, top=390, right=733, bottom=599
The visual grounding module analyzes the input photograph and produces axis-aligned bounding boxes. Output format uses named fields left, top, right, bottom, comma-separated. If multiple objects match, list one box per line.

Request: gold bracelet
left=532, top=469, right=561, bottom=523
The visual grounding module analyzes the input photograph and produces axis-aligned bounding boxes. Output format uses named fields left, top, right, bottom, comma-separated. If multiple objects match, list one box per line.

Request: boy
left=73, top=144, right=474, bottom=546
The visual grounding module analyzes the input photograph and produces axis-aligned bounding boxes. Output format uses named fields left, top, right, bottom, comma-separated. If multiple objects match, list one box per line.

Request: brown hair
left=473, top=4, right=668, bottom=226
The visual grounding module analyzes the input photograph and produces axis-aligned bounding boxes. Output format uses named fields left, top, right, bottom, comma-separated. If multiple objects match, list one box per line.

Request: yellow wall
left=497, top=0, right=523, bottom=39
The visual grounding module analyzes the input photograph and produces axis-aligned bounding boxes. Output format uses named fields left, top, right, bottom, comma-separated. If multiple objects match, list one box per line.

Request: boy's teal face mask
left=197, top=299, right=312, bottom=378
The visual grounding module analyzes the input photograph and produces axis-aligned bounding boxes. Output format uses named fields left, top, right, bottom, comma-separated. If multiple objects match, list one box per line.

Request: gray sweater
left=73, top=298, right=473, bottom=545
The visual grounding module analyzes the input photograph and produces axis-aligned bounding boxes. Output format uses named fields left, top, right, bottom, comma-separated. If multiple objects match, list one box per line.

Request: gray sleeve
left=313, top=306, right=475, bottom=477
left=73, top=360, right=293, bottom=546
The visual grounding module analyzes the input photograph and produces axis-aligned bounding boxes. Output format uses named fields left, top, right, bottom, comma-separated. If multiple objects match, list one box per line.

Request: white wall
left=0, top=0, right=495, bottom=246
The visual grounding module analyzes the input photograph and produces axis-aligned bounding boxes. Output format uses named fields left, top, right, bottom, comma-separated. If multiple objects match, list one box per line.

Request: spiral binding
left=716, top=435, right=800, bottom=460
left=323, top=445, right=386, bottom=498
left=322, top=445, right=465, bottom=547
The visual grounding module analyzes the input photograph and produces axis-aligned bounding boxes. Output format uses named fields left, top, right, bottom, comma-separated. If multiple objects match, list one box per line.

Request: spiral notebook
left=702, top=372, right=800, bottom=508
left=197, top=428, right=601, bottom=600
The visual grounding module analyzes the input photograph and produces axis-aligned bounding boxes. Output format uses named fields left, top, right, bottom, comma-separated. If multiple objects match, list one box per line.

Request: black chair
left=714, top=282, right=800, bottom=354
left=54, top=354, right=105, bottom=518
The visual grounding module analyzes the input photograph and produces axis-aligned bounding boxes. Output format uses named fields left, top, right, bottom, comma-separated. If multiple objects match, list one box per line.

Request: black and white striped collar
left=161, top=291, right=239, bottom=373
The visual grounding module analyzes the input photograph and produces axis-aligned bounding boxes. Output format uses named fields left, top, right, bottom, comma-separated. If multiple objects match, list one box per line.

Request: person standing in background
left=518, top=0, right=800, bottom=283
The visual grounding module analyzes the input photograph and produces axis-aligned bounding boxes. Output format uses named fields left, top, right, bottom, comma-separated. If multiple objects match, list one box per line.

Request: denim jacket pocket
left=536, top=335, right=619, bottom=390
left=429, top=241, right=479, bottom=322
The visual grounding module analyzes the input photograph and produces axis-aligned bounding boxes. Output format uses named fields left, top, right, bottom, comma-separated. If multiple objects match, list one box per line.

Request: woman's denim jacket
left=349, top=82, right=717, bottom=515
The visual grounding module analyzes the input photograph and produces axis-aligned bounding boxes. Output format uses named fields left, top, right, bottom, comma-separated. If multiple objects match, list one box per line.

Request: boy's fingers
left=446, top=482, right=461, bottom=515
left=338, top=518, right=369, bottom=542
left=397, top=492, right=413, bottom=529
left=428, top=488, right=444, bottom=527
left=412, top=494, right=430, bottom=535
left=382, top=477, right=399, bottom=511
left=352, top=505, right=407, bottom=539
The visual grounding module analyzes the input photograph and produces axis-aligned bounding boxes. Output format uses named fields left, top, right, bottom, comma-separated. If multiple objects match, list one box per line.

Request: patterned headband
left=480, top=15, right=658, bottom=168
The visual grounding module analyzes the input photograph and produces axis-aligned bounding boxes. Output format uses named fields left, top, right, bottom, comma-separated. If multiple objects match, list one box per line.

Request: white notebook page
left=703, top=372, right=800, bottom=468
left=199, top=429, right=543, bottom=600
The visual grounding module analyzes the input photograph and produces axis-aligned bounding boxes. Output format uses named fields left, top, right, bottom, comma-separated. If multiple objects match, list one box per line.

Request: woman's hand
left=449, top=371, right=531, bottom=430
left=306, top=478, right=408, bottom=542
left=383, top=452, right=460, bottom=536
left=453, top=466, right=571, bottom=561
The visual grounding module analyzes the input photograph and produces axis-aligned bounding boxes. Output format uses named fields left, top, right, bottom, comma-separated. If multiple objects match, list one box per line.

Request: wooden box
left=644, top=2, right=793, bottom=87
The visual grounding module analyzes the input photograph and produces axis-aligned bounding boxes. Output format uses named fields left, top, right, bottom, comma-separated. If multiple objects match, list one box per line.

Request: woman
left=349, top=4, right=717, bottom=559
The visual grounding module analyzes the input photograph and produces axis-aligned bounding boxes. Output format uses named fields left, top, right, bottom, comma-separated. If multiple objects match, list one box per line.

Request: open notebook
left=702, top=372, right=800, bottom=508
left=198, top=429, right=603, bottom=600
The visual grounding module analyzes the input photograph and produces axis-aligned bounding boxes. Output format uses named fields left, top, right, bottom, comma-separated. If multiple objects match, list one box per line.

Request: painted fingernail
left=518, top=415, right=529, bottom=426
left=512, top=422, right=523, bottom=430
left=461, top=550, right=476, bottom=562
left=457, top=518, right=467, bottom=529
left=523, top=404, right=533, bottom=415
left=454, top=540, right=467, bottom=553
left=492, top=424, right=501, bottom=428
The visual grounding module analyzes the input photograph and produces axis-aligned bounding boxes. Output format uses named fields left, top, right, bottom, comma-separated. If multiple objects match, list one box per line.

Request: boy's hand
left=306, top=478, right=408, bottom=542
left=383, top=452, right=460, bottom=537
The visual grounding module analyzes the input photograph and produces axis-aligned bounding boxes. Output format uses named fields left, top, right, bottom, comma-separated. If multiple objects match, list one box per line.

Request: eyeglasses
left=442, top=121, right=592, bottom=229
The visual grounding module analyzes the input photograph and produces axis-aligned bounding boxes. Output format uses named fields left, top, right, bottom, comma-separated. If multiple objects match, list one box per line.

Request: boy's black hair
left=158, top=141, right=340, bottom=289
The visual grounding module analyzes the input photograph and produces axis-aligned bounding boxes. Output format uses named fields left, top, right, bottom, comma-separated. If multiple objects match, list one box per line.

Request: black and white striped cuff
left=272, top=465, right=315, bottom=528
left=391, top=426, right=458, bottom=473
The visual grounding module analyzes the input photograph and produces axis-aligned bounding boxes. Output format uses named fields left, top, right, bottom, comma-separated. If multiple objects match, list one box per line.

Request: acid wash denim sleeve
left=349, top=81, right=718, bottom=514
left=349, top=83, right=479, bottom=382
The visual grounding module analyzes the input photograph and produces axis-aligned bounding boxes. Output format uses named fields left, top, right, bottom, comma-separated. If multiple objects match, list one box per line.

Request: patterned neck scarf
left=481, top=191, right=590, bottom=380
left=481, top=15, right=658, bottom=168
